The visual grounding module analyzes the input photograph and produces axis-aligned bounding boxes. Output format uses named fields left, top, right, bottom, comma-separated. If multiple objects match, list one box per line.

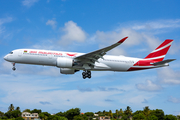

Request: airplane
left=4, top=37, right=176, bottom=79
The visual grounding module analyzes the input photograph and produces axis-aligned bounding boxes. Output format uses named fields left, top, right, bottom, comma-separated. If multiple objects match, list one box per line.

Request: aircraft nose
left=4, top=55, right=8, bottom=61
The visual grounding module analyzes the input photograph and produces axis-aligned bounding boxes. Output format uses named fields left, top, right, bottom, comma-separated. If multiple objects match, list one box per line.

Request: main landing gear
left=82, top=70, right=91, bottom=79
left=12, top=63, right=16, bottom=71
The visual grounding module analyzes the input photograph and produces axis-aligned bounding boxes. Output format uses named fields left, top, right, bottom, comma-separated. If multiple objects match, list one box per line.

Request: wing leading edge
left=74, top=37, right=128, bottom=68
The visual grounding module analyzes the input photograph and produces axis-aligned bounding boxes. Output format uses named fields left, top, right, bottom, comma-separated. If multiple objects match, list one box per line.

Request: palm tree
left=8, top=104, right=14, bottom=112
left=108, top=110, right=113, bottom=118
left=143, top=106, right=151, bottom=119
left=124, top=106, right=132, bottom=117
left=116, top=109, right=119, bottom=119
left=16, top=107, right=20, bottom=111
left=119, top=108, right=124, bottom=117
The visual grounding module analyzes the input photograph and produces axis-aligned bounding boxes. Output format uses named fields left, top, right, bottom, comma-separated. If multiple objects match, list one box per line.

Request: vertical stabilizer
left=144, top=39, right=173, bottom=61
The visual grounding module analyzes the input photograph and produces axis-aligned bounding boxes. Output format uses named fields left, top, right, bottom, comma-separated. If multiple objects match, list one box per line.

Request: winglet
left=118, top=37, right=128, bottom=43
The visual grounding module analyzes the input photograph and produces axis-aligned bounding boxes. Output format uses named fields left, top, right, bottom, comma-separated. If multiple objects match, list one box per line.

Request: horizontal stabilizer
left=152, top=59, right=176, bottom=66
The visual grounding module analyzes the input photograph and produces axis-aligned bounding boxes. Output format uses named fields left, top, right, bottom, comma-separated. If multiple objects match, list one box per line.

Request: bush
left=15, top=117, right=24, bottom=120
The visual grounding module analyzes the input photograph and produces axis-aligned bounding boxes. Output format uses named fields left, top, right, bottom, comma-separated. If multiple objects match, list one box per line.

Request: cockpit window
left=9, top=52, right=13, bottom=54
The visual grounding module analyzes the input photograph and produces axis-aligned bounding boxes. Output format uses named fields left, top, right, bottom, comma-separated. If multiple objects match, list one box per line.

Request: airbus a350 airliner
left=4, top=37, right=175, bottom=79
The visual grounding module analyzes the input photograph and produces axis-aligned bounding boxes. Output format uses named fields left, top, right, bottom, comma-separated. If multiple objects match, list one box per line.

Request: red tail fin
left=144, top=39, right=173, bottom=61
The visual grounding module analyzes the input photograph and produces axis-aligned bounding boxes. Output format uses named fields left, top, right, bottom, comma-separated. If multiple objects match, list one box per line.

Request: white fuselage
left=4, top=49, right=146, bottom=72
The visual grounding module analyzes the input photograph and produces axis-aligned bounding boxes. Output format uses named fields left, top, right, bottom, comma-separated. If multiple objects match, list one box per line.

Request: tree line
left=0, top=104, right=179, bottom=120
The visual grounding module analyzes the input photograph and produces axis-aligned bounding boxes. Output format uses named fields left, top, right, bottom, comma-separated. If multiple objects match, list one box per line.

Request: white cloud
left=22, top=0, right=39, bottom=7
left=142, top=34, right=161, bottom=50
left=0, top=17, right=13, bottom=35
left=95, top=28, right=163, bottom=56
left=158, top=67, right=180, bottom=85
left=168, top=96, right=180, bottom=103
left=59, top=21, right=87, bottom=45
left=96, top=28, right=143, bottom=47
left=0, top=17, right=13, bottom=26
left=136, top=80, right=162, bottom=92
left=46, top=19, right=57, bottom=29
left=0, top=76, right=125, bottom=112
left=132, top=19, right=180, bottom=30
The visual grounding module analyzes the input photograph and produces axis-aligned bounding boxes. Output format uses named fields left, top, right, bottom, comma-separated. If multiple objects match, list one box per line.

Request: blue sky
left=0, top=0, right=180, bottom=115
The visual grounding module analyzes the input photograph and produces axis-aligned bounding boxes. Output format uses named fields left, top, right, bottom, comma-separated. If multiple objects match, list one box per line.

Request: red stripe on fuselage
left=127, top=67, right=155, bottom=71
left=133, top=60, right=156, bottom=66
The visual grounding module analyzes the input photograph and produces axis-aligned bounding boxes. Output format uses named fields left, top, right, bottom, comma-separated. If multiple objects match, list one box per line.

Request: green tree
left=23, top=109, right=31, bottom=113
left=143, top=106, right=151, bottom=117
left=177, top=115, right=180, bottom=120
left=150, top=109, right=164, bottom=120
left=31, top=109, right=42, bottom=114
left=124, top=106, right=132, bottom=116
left=84, top=112, right=94, bottom=120
left=39, top=113, right=45, bottom=120
left=16, top=107, right=20, bottom=111
left=121, top=115, right=129, bottom=120
left=1, top=116, right=8, bottom=119
left=133, top=110, right=143, bottom=116
left=4, top=111, right=12, bottom=118
left=65, top=108, right=81, bottom=120
left=15, top=117, right=24, bottom=120
left=84, top=112, right=94, bottom=117
left=119, top=109, right=123, bottom=116
left=11, top=110, right=21, bottom=118
left=133, top=113, right=145, bottom=120
left=113, top=113, right=117, bottom=119
left=103, top=110, right=106, bottom=115
left=8, top=104, right=14, bottom=112
left=59, top=116, right=68, bottom=120
left=47, top=115, right=68, bottom=120
left=148, top=115, right=158, bottom=120
left=74, top=114, right=88, bottom=120
left=164, top=114, right=177, bottom=120
left=39, top=112, right=51, bottom=120
left=0, top=111, right=4, bottom=118
left=115, top=109, right=119, bottom=119
left=108, top=110, right=113, bottom=118
left=56, top=112, right=66, bottom=117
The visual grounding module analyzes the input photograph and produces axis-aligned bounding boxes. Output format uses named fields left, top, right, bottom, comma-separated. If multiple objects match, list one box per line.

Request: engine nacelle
left=56, top=57, right=73, bottom=68
left=60, top=68, right=78, bottom=74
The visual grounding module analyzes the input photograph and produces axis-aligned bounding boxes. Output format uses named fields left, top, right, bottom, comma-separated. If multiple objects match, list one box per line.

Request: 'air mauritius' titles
left=25, top=50, right=77, bottom=56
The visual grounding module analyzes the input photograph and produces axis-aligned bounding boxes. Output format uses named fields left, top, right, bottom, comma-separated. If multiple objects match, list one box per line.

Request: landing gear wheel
left=82, top=70, right=91, bottom=79
left=83, top=75, right=86, bottom=79
left=82, top=72, right=86, bottom=76
left=12, top=63, right=16, bottom=71
left=12, top=67, right=16, bottom=71
left=87, top=71, right=91, bottom=75
left=88, top=75, right=91, bottom=79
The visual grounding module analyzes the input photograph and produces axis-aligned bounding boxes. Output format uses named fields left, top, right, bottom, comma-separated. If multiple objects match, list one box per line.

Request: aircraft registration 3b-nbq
left=4, top=37, right=176, bottom=79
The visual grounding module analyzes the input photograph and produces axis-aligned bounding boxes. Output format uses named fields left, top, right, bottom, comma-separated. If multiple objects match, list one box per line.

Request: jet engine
left=56, top=57, right=73, bottom=68
left=60, top=68, right=79, bottom=74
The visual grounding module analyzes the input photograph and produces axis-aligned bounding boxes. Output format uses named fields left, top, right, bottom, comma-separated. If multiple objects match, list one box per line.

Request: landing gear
left=82, top=70, right=91, bottom=79
left=12, top=63, right=16, bottom=71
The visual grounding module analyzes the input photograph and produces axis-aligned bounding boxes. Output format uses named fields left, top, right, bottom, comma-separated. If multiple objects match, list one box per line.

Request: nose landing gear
left=82, top=70, right=91, bottom=79
left=12, top=63, right=16, bottom=71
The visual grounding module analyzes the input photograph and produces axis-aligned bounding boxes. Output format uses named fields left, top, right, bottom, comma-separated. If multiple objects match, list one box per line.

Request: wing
left=74, top=37, right=128, bottom=69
